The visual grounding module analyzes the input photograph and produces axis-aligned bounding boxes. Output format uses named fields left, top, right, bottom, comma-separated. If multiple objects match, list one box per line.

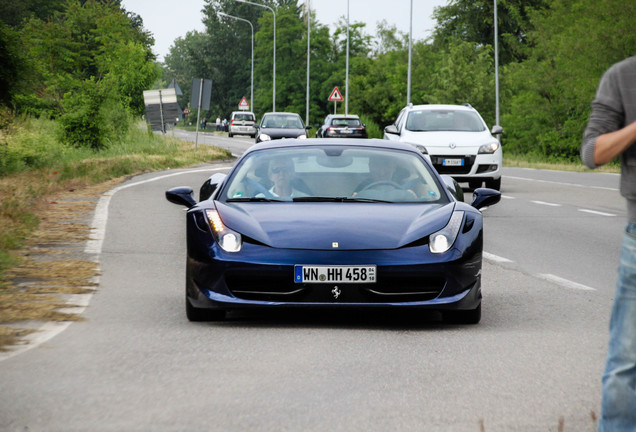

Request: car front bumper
left=186, top=241, right=483, bottom=313
left=229, top=126, right=256, bottom=135
left=429, top=152, right=502, bottom=181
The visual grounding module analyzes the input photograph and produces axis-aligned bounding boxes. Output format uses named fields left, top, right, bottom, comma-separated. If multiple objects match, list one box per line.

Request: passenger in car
left=257, top=158, right=310, bottom=199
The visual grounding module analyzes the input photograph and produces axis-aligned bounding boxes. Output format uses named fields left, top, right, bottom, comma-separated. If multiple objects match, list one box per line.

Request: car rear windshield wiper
left=292, top=196, right=392, bottom=203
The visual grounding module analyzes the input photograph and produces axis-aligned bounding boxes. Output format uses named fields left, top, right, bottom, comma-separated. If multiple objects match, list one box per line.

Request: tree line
left=1, top=0, right=635, bottom=162
left=0, top=0, right=160, bottom=151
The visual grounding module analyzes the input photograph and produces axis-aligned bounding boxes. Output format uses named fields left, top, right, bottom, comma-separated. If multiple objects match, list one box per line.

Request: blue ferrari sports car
left=166, top=139, right=500, bottom=324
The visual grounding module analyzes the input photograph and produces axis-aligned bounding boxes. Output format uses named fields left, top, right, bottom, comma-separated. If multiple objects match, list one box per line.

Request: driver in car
left=352, top=154, right=441, bottom=201
left=352, top=155, right=416, bottom=198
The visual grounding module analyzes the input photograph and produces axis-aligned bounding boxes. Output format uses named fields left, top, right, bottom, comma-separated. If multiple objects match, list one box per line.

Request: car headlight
left=429, top=211, right=464, bottom=254
left=478, top=142, right=500, bottom=154
left=259, top=134, right=271, bottom=141
left=297, top=134, right=307, bottom=139
left=205, top=209, right=242, bottom=252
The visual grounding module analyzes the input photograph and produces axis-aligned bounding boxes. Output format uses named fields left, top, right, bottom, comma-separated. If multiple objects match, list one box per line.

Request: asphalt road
left=0, top=133, right=621, bottom=431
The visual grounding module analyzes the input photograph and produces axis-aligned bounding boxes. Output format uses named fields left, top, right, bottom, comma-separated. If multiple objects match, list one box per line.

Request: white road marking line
left=85, top=167, right=229, bottom=255
left=501, top=195, right=515, bottom=199
left=505, top=175, right=619, bottom=192
left=537, top=273, right=596, bottom=291
left=483, top=252, right=513, bottom=263
left=531, top=200, right=562, bottom=207
left=578, top=209, right=616, bottom=217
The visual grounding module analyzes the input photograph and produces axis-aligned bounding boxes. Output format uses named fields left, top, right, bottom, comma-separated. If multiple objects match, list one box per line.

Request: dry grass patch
left=7, top=259, right=99, bottom=292
left=0, top=179, right=112, bottom=351
left=0, top=326, right=38, bottom=352
left=0, top=138, right=232, bottom=352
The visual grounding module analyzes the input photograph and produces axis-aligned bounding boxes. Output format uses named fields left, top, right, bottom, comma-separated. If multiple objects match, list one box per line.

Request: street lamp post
left=345, top=0, right=349, bottom=115
left=493, top=0, right=500, bottom=131
left=235, top=0, right=276, bottom=112
left=306, top=0, right=311, bottom=126
left=407, top=0, right=413, bottom=105
left=219, top=12, right=254, bottom=113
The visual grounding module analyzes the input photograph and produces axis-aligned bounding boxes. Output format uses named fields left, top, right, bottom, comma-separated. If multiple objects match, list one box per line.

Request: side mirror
left=306, top=125, right=312, bottom=130
left=491, top=125, right=503, bottom=135
left=199, top=173, right=227, bottom=201
left=166, top=187, right=197, bottom=208
left=441, top=175, right=464, bottom=202
left=384, top=125, right=399, bottom=135
left=471, top=188, right=501, bottom=210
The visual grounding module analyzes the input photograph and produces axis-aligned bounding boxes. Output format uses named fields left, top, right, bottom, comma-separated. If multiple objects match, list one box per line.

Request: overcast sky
left=122, top=0, right=448, bottom=61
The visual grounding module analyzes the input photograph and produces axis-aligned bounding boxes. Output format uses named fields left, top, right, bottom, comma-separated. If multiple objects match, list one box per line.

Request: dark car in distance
left=255, top=112, right=311, bottom=143
left=316, top=114, right=368, bottom=138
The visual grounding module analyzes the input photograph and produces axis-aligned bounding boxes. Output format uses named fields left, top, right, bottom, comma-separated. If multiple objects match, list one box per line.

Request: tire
left=485, top=178, right=501, bottom=190
left=186, top=297, right=226, bottom=322
left=228, top=133, right=233, bottom=138
left=443, top=303, right=481, bottom=325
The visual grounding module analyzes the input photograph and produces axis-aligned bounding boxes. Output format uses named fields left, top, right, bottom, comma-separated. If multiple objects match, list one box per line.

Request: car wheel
left=186, top=297, right=226, bottom=322
left=443, top=303, right=481, bottom=325
left=485, top=178, right=501, bottom=190
left=228, top=133, right=233, bottom=138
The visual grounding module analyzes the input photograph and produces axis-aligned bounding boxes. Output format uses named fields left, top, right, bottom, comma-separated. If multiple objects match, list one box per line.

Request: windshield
left=261, top=114, right=304, bottom=129
left=234, top=114, right=254, bottom=122
left=331, top=118, right=361, bottom=127
left=220, top=146, right=448, bottom=204
left=405, top=110, right=485, bottom=132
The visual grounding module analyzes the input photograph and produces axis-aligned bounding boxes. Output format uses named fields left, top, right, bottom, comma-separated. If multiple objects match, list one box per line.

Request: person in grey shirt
left=581, top=55, right=636, bottom=431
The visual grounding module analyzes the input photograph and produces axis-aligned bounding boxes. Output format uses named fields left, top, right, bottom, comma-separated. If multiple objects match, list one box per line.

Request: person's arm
left=594, top=120, right=636, bottom=165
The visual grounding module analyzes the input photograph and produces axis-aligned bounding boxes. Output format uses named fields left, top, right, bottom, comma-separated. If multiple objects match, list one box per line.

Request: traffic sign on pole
left=238, top=97, right=250, bottom=110
left=328, top=87, right=344, bottom=101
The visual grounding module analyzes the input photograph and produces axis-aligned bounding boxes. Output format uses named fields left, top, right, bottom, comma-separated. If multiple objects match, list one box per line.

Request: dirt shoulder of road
left=0, top=177, right=124, bottom=352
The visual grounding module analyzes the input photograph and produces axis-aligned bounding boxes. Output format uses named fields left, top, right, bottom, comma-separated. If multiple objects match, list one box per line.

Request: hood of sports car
left=214, top=201, right=455, bottom=250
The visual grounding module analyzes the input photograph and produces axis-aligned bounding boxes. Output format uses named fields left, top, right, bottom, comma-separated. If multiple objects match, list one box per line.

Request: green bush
left=0, top=117, right=63, bottom=175
left=56, top=79, right=135, bottom=151
left=57, top=81, right=105, bottom=150
left=358, top=114, right=383, bottom=139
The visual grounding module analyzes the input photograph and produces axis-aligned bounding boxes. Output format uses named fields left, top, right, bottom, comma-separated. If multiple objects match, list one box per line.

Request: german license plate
left=341, top=129, right=353, bottom=134
left=294, top=265, right=376, bottom=283
left=443, top=158, right=464, bottom=166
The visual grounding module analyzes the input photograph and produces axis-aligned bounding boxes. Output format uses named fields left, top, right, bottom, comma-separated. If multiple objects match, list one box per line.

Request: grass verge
left=504, top=155, right=620, bottom=173
left=0, top=117, right=231, bottom=351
